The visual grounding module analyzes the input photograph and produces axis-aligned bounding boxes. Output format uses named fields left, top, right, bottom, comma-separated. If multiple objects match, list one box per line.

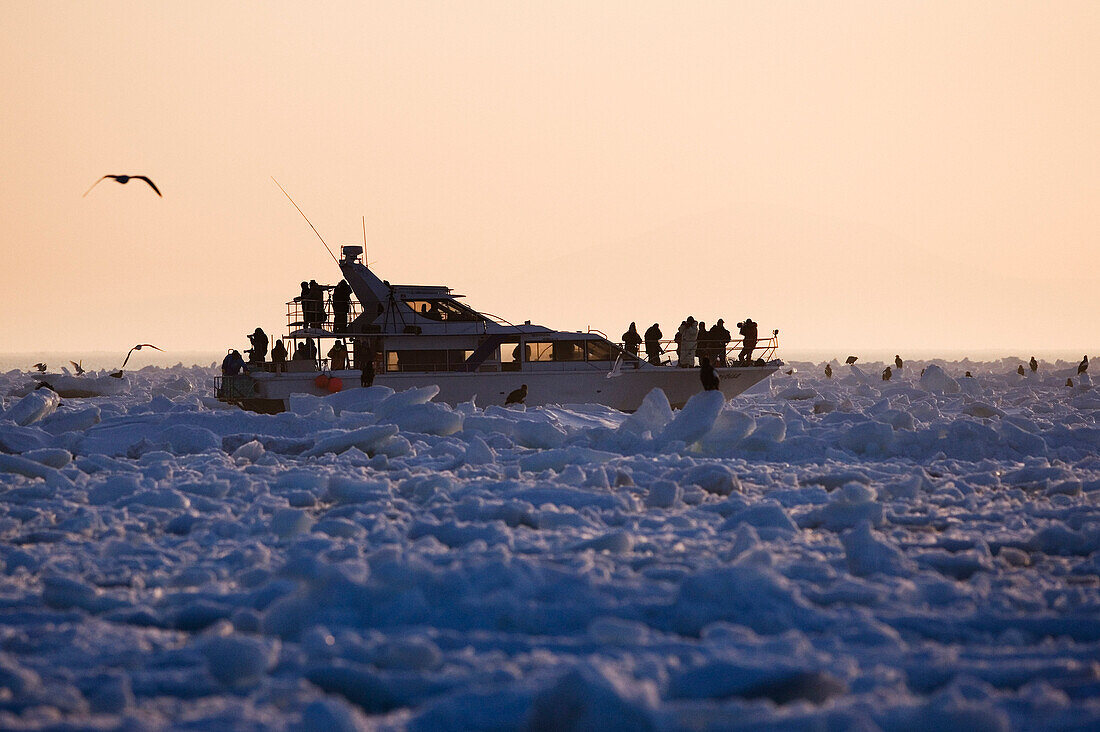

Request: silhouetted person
left=1029, top=356, right=1038, bottom=372
left=1079, top=355, right=1089, bottom=374
left=699, top=356, right=720, bottom=391
left=294, top=338, right=317, bottom=362
left=845, top=356, right=858, bottom=365
left=696, top=321, right=708, bottom=364
left=355, top=338, right=376, bottom=387
left=271, top=339, right=287, bottom=372
left=83, top=174, right=161, bottom=197
left=296, top=281, right=309, bottom=326
left=882, top=366, right=892, bottom=381
left=737, top=319, right=758, bottom=365
left=711, top=319, right=732, bottom=366
left=674, top=320, right=686, bottom=363
left=505, top=384, right=527, bottom=405
left=824, top=363, right=833, bottom=378
left=332, top=279, right=353, bottom=332
left=328, top=340, right=348, bottom=370
left=1017, top=364, right=1026, bottom=376
left=894, top=354, right=903, bottom=370
left=644, top=323, right=663, bottom=365
left=680, top=317, right=699, bottom=368
left=307, top=280, right=325, bottom=329
left=247, top=327, right=268, bottom=363
left=622, top=323, right=642, bottom=356
left=221, top=350, right=246, bottom=376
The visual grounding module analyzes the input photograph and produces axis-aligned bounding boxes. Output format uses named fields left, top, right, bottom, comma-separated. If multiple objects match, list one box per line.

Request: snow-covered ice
left=1, top=357, right=1098, bottom=729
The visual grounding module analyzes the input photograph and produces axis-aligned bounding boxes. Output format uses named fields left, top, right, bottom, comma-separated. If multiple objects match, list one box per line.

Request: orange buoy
left=327, top=377, right=343, bottom=393
left=314, top=374, right=330, bottom=389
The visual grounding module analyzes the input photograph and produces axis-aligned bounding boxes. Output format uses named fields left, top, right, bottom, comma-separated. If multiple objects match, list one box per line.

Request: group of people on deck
left=621, top=317, right=759, bottom=368
left=295, top=279, right=354, bottom=332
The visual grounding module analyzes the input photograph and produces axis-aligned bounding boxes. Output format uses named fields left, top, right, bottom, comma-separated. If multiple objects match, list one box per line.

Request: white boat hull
left=239, top=365, right=778, bottom=411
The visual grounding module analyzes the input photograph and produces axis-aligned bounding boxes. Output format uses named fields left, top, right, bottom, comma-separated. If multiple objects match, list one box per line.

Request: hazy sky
left=2, top=1, right=1097, bottom=360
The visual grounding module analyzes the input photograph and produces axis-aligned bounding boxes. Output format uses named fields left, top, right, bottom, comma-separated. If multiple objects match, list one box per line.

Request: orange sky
left=2, top=2, right=1097, bottom=358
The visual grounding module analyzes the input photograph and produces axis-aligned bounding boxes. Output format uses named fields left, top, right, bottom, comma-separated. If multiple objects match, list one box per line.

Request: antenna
left=362, top=215, right=367, bottom=265
left=271, top=177, right=339, bottom=266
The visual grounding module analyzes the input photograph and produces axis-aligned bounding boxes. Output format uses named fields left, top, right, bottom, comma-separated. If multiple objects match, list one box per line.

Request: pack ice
left=0, top=358, right=1098, bottom=730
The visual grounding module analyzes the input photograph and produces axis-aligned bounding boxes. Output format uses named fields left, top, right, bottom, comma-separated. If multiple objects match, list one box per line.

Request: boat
left=214, top=246, right=781, bottom=413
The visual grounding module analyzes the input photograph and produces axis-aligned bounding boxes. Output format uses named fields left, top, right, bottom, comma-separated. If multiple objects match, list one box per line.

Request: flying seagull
left=69, top=360, right=85, bottom=375
left=83, top=175, right=162, bottom=198
left=33, top=362, right=47, bottom=372
left=845, top=356, right=858, bottom=365
left=109, top=343, right=163, bottom=377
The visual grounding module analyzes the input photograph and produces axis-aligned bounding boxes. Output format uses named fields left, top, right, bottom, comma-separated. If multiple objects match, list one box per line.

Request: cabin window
left=585, top=339, right=612, bottom=361
left=526, top=342, right=554, bottom=362
left=526, top=341, right=584, bottom=362
left=552, top=341, right=585, bottom=361
left=386, top=349, right=470, bottom=372
left=403, top=299, right=482, bottom=322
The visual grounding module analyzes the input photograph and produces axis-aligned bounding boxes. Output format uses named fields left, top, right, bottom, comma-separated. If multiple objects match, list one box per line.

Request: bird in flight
left=845, top=356, right=858, bottom=365
left=83, top=175, right=162, bottom=198
left=69, top=360, right=85, bottom=375
left=33, top=362, right=47, bottom=372
left=110, top=343, right=163, bottom=377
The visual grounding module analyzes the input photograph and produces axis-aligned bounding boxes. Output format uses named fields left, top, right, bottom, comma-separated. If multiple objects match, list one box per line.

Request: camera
left=736, top=322, right=744, bottom=328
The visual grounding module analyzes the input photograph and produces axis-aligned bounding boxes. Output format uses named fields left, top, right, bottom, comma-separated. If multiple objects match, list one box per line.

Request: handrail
left=622, top=333, right=779, bottom=367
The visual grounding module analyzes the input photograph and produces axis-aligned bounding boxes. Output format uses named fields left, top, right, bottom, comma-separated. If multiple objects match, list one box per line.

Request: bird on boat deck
left=505, top=384, right=527, bottom=406
left=110, top=343, right=163, bottom=378
left=69, top=360, right=85, bottom=375
left=882, top=366, right=892, bottom=381
left=1029, top=356, right=1038, bottom=373
left=33, top=363, right=47, bottom=372
left=83, top=174, right=162, bottom=197
left=1017, top=365, right=1026, bottom=376
left=1079, top=355, right=1089, bottom=375
left=894, top=354, right=903, bottom=370
left=824, top=364, right=833, bottom=378
left=845, top=356, right=858, bottom=365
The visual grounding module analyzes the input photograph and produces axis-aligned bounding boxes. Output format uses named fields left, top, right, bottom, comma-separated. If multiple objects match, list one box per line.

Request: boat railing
left=618, top=332, right=779, bottom=366
left=285, top=295, right=363, bottom=335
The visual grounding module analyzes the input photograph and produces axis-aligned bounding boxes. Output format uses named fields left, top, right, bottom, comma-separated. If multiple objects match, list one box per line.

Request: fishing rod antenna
left=271, top=177, right=340, bottom=266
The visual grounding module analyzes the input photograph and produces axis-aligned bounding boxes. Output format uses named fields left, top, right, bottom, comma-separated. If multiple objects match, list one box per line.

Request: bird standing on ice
left=505, top=384, right=527, bottom=405
left=1017, top=365, right=1026, bottom=376
left=882, top=366, right=892, bottom=381
left=1029, top=356, right=1038, bottom=372
left=1078, top=355, right=1089, bottom=375
left=824, top=363, right=833, bottom=378
left=83, top=175, right=162, bottom=197
left=894, top=354, right=903, bottom=370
